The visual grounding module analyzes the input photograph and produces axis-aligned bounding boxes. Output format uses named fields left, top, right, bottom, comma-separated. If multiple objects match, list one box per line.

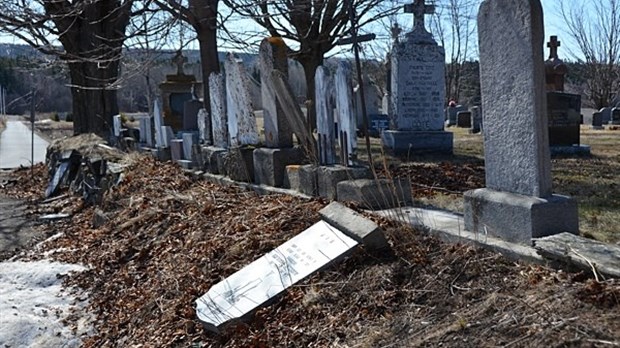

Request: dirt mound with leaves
left=4, top=156, right=619, bottom=347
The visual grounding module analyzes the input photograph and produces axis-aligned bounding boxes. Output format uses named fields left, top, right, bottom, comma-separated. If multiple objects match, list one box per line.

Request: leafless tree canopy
left=559, top=0, right=620, bottom=108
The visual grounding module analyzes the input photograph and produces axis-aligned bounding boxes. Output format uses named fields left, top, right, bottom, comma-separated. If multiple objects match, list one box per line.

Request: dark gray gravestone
left=446, top=105, right=467, bottom=126
left=369, top=114, right=390, bottom=136
left=183, top=99, right=202, bottom=131
left=456, top=111, right=472, bottom=128
left=469, top=106, right=482, bottom=134
left=591, top=112, right=604, bottom=129
left=600, top=107, right=612, bottom=123
left=611, top=107, right=620, bottom=125
left=547, top=92, right=581, bottom=146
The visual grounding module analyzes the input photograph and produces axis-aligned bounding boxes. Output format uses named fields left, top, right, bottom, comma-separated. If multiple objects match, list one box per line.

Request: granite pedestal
left=253, top=147, right=306, bottom=187
left=337, top=178, right=413, bottom=209
left=464, top=188, right=578, bottom=245
left=221, top=147, right=255, bottom=182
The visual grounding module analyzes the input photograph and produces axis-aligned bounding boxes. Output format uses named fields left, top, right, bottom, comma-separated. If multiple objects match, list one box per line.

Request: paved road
left=0, top=117, right=49, bottom=169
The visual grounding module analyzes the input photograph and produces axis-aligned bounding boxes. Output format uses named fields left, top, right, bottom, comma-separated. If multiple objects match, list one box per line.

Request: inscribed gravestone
left=464, top=0, right=578, bottom=244
left=547, top=92, right=581, bottom=146
left=382, top=0, right=452, bottom=155
left=335, top=61, right=357, bottom=165
left=260, top=38, right=293, bottom=148
left=196, top=220, right=358, bottom=332
left=209, top=72, right=228, bottom=148
left=316, top=66, right=337, bottom=165
left=225, top=53, right=259, bottom=147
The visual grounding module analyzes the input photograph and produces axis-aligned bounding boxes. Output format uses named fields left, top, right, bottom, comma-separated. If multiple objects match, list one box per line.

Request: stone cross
left=547, top=35, right=560, bottom=59
left=404, top=0, right=435, bottom=31
left=172, top=50, right=188, bottom=75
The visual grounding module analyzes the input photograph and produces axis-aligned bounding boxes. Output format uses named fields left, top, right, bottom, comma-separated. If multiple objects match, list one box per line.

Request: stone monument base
left=591, top=125, right=605, bottom=130
left=292, top=165, right=372, bottom=199
left=253, top=147, right=306, bottom=187
left=221, top=147, right=255, bottom=183
left=463, top=188, right=578, bottom=245
left=550, top=145, right=591, bottom=156
left=337, top=178, right=413, bottom=210
left=381, top=130, right=453, bottom=157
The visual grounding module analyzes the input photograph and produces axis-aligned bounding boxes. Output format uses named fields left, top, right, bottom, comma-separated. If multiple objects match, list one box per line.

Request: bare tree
left=430, top=0, right=479, bottom=103
left=222, top=0, right=396, bottom=129
left=0, top=0, right=157, bottom=136
left=559, top=0, right=620, bottom=109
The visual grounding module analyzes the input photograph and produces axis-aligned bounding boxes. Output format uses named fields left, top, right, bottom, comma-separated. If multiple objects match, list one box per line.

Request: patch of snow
left=0, top=260, right=92, bottom=348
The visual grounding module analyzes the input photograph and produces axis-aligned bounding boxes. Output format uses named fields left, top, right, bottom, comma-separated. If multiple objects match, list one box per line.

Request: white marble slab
left=195, top=220, right=358, bottom=331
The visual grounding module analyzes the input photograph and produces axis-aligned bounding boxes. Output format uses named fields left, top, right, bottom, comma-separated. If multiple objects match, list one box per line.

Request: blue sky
left=0, top=0, right=584, bottom=61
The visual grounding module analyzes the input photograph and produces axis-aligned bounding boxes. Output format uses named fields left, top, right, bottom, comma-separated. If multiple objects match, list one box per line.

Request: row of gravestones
left=445, top=105, right=483, bottom=133
left=123, top=38, right=411, bottom=210
left=124, top=0, right=578, bottom=247
left=593, top=107, right=620, bottom=128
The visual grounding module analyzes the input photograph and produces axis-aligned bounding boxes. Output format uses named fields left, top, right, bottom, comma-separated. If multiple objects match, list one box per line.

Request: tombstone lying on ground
left=195, top=202, right=387, bottom=332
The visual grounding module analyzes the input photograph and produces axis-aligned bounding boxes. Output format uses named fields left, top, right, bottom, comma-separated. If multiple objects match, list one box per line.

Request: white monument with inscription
left=382, top=0, right=453, bottom=155
left=195, top=220, right=358, bottom=332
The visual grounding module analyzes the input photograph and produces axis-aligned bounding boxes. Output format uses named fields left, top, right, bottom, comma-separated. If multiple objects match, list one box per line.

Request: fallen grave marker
left=196, top=220, right=358, bottom=332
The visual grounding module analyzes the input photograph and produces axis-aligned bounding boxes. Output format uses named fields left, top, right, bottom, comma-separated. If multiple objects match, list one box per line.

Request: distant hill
left=0, top=43, right=258, bottom=65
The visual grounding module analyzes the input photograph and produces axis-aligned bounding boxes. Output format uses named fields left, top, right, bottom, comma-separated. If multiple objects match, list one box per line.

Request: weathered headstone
left=456, top=111, right=472, bottom=128
left=464, top=0, right=578, bottom=244
left=335, top=61, right=357, bottom=165
left=225, top=53, right=259, bottom=147
left=316, top=66, right=337, bottom=165
left=209, top=73, right=228, bottom=148
left=600, top=107, right=612, bottom=123
left=139, top=117, right=154, bottom=147
left=382, top=0, right=453, bottom=155
left=161, top=126, right=175, bottom=148
left=260, top=38, right=293, bottom=148
left=113, top=115, right=122, bottom=137
left=611, top=107, right=620, bottom=125
left=591, top=112, right=604, bottom=130
left=446, top=104, right=467, bottom=127
left=469, top=106, right=482, bottom=134
left=197, top=108, right=211, bottom=144
left=182, top=132, right=198, bottom=162
left=154, top=101, right=165, bottom=148
left=195, top=220, right=358, bottom=332
left=170, top=139, right=184, bottom=161
left=183, top=99, right=202, bottom=131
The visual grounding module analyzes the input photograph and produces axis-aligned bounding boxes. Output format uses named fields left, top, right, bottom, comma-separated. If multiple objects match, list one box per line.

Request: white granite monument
left=382, top=0, right=453, bottom=156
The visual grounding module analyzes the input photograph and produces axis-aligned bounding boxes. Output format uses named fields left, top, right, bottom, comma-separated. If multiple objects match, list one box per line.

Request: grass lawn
left=361, top=125, right=620, bottom=244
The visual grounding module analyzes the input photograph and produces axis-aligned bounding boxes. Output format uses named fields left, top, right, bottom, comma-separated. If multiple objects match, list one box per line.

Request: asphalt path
left=0, top=117, right=49, bottom=169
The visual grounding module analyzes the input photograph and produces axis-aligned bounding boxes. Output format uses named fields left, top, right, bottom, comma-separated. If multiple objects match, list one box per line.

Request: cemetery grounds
left=0, top=121, right=618, bottom=347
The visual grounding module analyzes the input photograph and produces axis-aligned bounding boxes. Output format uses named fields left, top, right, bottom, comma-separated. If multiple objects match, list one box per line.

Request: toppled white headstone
left=195, top=220, right=358, bottom=332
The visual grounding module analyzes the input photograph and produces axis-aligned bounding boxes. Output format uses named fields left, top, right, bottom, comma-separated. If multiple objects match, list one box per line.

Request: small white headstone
left=161, top=126, right=175, bottom=148
left=182, top=133, right=195, bottom=161
left=154, top=101, right=165, bottom=148
left=113, top=115, right=122, bottom=137
left=196, top=220, right=358, bottom=332
left=197, top=109, right=209, bottom=144
left=335, top=61, right=357, bottom=165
